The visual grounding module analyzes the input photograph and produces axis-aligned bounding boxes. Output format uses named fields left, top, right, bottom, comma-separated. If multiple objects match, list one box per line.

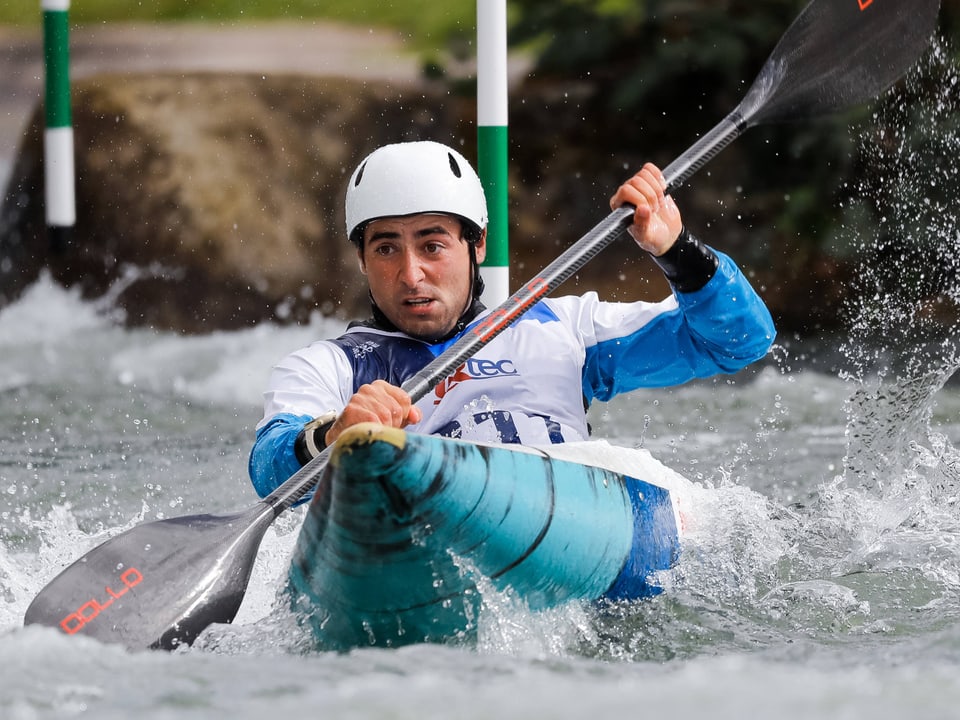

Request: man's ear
left=357, top=247, right=367, bottom=275
left=474, top=228, right=487, bottom=265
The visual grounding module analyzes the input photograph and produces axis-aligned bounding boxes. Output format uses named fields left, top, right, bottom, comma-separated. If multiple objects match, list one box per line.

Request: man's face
left=359, top=214, right=486, bottom=341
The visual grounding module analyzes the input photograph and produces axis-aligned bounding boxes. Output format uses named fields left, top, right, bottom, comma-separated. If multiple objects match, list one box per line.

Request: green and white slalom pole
left=42, top=0, right=75, bottom=253
left=477, top=0, right=509, bottom=304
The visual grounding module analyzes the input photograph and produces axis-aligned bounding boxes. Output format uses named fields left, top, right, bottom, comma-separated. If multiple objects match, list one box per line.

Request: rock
left=0, top=72, right=472, bottom=332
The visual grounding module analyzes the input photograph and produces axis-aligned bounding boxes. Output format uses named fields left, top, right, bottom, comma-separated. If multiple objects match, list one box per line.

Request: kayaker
left=248, top=140, right=775, bottom=496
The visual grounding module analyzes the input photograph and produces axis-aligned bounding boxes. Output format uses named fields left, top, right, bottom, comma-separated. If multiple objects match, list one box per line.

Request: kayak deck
left=287, top=423, right=681, bottom=650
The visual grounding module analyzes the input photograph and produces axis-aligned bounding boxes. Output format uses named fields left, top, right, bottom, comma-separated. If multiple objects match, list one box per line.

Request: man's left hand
left=610, top=163, right=683, bottom=257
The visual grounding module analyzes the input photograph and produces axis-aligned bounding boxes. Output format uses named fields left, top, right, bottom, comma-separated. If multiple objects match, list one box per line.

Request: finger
left=374, top=381, right=422, bottom=427
left=404, top=405, right=424, bottom=426
left=357, top=381, right=415, bottom=427
left=378, top=382, right=416, bottom=421
left=642, top=162, right=667, bottom=192
left=611, top=169, right=663, bottom=217
left=631, top=167, right=665, bottom=207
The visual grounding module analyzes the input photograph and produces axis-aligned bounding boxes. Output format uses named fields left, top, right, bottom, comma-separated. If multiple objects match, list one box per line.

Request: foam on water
left=0, top=276, right=350, bottom=647
left=0, top=271, right=349, bottom=409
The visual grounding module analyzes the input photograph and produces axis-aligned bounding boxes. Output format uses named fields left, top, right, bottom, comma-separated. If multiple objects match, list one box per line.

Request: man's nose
left=398, top=249, right=426, bottom=286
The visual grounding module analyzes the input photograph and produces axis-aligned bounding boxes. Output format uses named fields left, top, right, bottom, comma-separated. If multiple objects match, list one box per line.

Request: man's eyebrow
left=368, top=229, right=400, bottom=242
left=367, top=224, right=456, bottom=243
left=415, top=225, right=455, bottom=238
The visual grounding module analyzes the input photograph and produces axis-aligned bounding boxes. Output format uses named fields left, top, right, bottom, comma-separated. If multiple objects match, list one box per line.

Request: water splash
left=838, top=36, right=960, bottom=493
left=766, top=35, right=960, bottom=644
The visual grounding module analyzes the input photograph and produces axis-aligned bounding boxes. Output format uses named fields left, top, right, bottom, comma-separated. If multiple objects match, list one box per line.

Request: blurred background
left=1, top=0, right=959, bottom=342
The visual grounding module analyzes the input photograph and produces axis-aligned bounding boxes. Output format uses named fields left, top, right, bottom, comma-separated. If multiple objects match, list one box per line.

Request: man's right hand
left=325, top=380, right=423, bottom=447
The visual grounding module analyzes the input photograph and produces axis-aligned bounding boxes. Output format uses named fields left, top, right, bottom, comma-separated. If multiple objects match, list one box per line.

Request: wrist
left=650, top=227, right=719, bottom=293
left=294, top=411, right=338, bottom=464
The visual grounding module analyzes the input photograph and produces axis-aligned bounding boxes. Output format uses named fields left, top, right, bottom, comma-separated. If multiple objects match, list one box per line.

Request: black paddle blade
left=23, top=504, right=274, bottom=650
left=664, top=0, right=940, bottom=191
left=741, top=0, right=941, bottom=126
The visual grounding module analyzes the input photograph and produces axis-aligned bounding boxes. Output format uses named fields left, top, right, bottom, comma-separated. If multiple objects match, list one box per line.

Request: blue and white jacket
left=249, top=249, right=775, bottom=497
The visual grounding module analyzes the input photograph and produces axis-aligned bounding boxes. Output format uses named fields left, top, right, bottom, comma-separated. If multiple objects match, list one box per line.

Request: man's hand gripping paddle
left=23, top=0, right=941, bottom=650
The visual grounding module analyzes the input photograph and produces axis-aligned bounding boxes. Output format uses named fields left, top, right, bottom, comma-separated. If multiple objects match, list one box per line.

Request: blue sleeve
left=248, top=412, right=312, bottom=498
left=582, top=251, right=775, bottom=403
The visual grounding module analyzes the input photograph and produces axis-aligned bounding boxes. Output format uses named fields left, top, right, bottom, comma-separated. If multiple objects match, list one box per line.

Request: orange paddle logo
left=58, top=566, right=144, bottom=635
left=858, top=0, right=873, bottom=9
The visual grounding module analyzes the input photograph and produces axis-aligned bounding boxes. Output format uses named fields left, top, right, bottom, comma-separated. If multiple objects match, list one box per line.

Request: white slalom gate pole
left=42, top=0, right=76, bottom=252
left=477, top=0, right=509, bottom=305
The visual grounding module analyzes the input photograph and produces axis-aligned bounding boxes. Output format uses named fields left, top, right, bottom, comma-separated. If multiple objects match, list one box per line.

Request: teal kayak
left=287, top=423, right=686, bottom=650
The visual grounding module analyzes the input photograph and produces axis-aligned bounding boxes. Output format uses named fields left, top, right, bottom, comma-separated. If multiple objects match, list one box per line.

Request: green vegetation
left=2, top=0, right=476, bottom=48
left=509, top=0, right=959, bottom=269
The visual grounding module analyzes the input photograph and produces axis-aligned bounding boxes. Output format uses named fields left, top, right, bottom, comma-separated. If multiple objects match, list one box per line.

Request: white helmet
left=345, top=141, right=488, bottom=244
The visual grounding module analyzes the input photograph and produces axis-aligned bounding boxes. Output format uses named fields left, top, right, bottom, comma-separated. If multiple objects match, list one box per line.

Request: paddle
left=24, top=0, right=940, bottom=650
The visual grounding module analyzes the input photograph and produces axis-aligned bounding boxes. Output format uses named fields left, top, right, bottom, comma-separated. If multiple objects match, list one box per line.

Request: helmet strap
left=469, top=242, right=485, bottom=300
